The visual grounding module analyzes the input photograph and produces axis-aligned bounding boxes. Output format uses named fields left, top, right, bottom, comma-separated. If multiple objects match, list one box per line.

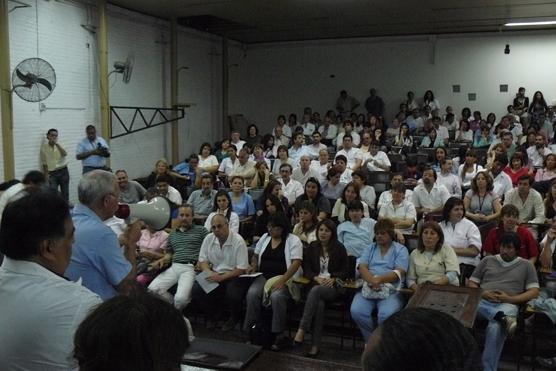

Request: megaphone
left=115, top=196, right=171, bottom=230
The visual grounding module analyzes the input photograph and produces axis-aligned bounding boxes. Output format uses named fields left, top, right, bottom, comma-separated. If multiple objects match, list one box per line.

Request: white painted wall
left=228, top=31, right=556, bottom=133
left=7, top=1, right=222, bottom=202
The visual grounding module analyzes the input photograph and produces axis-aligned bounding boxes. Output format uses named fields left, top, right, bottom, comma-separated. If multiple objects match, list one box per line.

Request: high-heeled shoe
left=304, top=346, right=319, bottom=358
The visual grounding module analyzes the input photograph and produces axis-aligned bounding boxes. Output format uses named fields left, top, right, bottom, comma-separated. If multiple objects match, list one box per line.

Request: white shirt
left=272, top=158, right=294, bottom=175
left=199, top=155, right=219, bottom=170
left=0, top=258, right=101, bottom=371
left=336, top=132, right=360, bottom=148
left=198, top=231, right=249, bottom=273
left=231, top=140, right=245, bottom=151
left=0, top=182, right=25, bottom=223
left=527, top=146, right=552, bottom=168
left=318, top=123, right=338, bottom=140
left=340, top=168, right=353, bottom=184
left=273, top=125, right=292, bottom=139
left=292, top=167, right=320, bottom=186
left=436, top=126, right=449, bottom=141
left=165, top=185, right=183, bottom=205
left=359, top=185, right=377, bottom=209
left=335, top=147, right=361, bottom=169
left=299, top=122, right=316, bottom=136
left=440, top=218, right=482, bottom=266
left=377, top=189, right=413, bottom=210
left=436, top=173, right=462, bottom=198
left=458, top=163, right=484, bottom=188
left=305, top=143, right=327, bottom=160
left=504, top=188, right=545, bottom=224
left=310, top=161, right=329, bottom=182
left=491, top=171, right=513, bottom=198
left=357, top=151, right=391, bottom=172
left=379, top=199, right=416, bottom=234
left=218, top=157, right=240, bottom=176
left=279, top=178, right=304, bottom=205
left=412, top=183, right=450, bottom=211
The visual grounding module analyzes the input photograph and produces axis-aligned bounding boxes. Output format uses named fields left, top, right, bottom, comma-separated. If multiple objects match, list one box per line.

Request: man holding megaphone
left=66, top=170, right=142, bottom=300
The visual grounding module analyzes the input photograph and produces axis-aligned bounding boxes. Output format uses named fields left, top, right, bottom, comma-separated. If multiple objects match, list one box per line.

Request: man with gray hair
left=65, top=170, right=141, bottom=300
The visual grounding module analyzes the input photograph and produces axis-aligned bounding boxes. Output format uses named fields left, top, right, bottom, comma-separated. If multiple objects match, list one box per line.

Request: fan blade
left=16, top=68, right=31, bottom=83
left=37, top=78, right=53, bottom=91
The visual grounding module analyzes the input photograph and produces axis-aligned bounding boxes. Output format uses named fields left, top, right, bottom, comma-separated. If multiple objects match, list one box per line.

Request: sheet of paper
left=195, top=270, right=220, bottom=294
left=239, top=272, right=262, bottom=278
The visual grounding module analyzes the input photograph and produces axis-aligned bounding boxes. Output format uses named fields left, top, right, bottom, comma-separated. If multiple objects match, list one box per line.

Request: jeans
left=243, top=275, right=291, bottom=333
left=299, top=284, right=341, bottom=346
left=48, top=167, right=69, bottom=203
left=350, top=291, right=404, bottom=342
left=477, top=300, right=518, bottom=371
left=148, top=263, right=196, bottom=310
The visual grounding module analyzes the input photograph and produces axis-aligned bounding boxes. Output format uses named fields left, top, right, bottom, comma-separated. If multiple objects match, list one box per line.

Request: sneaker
left=502, top=315, right=517, bottom=337
left=221, top=318, right=237, bottom=332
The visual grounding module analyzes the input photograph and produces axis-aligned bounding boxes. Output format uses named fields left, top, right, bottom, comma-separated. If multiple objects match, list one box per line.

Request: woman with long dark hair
left=204, top=190, right=240, bottom=233
left=293, top=219, right=349, bottom=357
left=294, top=177, right=331, bottom=221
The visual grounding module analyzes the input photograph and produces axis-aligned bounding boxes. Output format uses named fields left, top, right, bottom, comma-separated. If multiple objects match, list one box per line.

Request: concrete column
left=98, top=0, right=110, bottom=164
left=170, top=17, right=179, bottom=164
left=0, top=0, right=15, bottom=179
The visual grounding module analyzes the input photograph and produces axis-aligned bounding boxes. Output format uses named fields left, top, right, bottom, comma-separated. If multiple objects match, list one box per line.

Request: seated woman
left=250, top=160, right=274, bottom=189
left=407, top=221, right=460, bottom=291
left=214, top=138, right=230, bottom=163
left=261, top=134, right=278, bottom=159
left=204, top=190, right=240, bottom=233
left=292, top=201, right=318, bottom=245
left=439, top=197, right=482, bottom=282
left=272, top=145, right=294, bottom=175
left=253, top=194, right=285, bottom=243
left=294, top=177, right=331, bottom=221
left=430, top=146, right=447, bottom=174
left=437, top=159, right=462, bottom=198
left=378, top=183, right=416, bottom=235
left=228, top=176, right=255, bottom=222
left=539, top=219, right=556, bottom=271
left=331, top=182, right=370, bottom=223
left=483, top=204, right=539, bottom=264
left=255, top=180, right=289, bottom=217
left=533, top=153, right=556, bottom=194
left=198, top=142, right=219, bottom=174
left=463, top=171, right=501, bottom=224
left=350, top=218, right=409, bottom=343
left=146, top=158, right=187, bottom=188
left=338, top=201, right=377, bottom=258
left=458, top=148, right=484, bottom=189
left=544, top=179, right=556, bottom=222
left=320, top=166, right=346, bottom=201
left=392, top=123, right=413, bottom=148
left=503, top=152, right=530, bottom=187
left=243, top=214, right=303, bottom=351
left=136, top=224, right=169, bottom=286
left=419, top=128, right=444, bottom=148
left=251, top=144, right=271, bottom=168
left=473, top=126, right=493, bottom=148
left=293, top=219, right=349, bottom=357
left=485, top=142, right=506, bottom=171
left=351, top=170, right=376, bottom=210
left=245, top=124, right=262, bottom=147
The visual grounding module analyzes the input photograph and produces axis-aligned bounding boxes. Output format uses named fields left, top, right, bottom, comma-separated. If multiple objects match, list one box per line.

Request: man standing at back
left=40, top=128, right=70, bottom=202
left=76, top=125, right=110, bottom=174
left=66, top=170, right=141, bottom=300
left=0, top=190, right=101, bottom=370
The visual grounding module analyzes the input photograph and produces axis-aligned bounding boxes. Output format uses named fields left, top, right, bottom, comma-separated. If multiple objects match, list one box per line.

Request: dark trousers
left=299, top=284, right=342, bottom=346
left=48, top=167, right=69, bottom=203
left=191, top=277, right=247, bottom=322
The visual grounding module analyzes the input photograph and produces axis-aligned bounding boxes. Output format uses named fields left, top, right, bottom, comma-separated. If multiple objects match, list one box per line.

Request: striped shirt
left=168, top=224, right=209, bottom=264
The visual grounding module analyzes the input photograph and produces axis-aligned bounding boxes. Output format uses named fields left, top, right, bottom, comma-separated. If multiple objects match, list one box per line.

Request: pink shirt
left=137, top=230, right=168, bottom=254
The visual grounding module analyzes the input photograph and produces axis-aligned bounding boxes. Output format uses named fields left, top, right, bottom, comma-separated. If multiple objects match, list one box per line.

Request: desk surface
left=407, top=284, right=482, bottom=328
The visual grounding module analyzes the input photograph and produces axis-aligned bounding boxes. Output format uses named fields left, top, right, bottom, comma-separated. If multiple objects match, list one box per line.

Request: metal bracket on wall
left=110, top=106, right=185, bottom=139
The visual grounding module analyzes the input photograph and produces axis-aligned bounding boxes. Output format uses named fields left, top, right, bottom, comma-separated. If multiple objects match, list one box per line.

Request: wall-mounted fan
left=112, top=54, right=134, bottom=84
left=12, top=57, right=56, bottom=102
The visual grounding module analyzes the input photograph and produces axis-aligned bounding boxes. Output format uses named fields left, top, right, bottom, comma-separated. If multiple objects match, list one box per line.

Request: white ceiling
left=109, top=0, right=556, bottom=43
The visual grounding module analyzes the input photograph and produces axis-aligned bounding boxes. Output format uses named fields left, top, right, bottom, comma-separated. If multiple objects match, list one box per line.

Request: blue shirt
left=65, top=204, right=131, bottom=300
left=337, top=218, right=376, bottom=257
left=173, top=161, right=196, bottom=186
left=359, top=241, right=409, bottom=281
left=229, top=192, right=255, bottom=219
left=76, top=136, right=109, bottom=168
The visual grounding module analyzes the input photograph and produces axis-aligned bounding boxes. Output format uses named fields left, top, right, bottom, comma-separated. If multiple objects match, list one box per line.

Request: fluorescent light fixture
left=505, top=20, right=556, bottom=26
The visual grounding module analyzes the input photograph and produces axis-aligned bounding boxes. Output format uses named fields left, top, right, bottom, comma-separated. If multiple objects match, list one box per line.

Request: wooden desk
left=407, top=284, right=482, bottom=328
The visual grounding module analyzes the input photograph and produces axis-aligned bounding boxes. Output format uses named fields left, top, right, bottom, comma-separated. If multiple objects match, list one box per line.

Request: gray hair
left=78, top=170, right=117, bottom=206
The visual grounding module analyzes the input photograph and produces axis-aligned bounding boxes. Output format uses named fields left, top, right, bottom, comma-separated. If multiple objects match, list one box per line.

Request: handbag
left=360, top=243, right=403, bottom=300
